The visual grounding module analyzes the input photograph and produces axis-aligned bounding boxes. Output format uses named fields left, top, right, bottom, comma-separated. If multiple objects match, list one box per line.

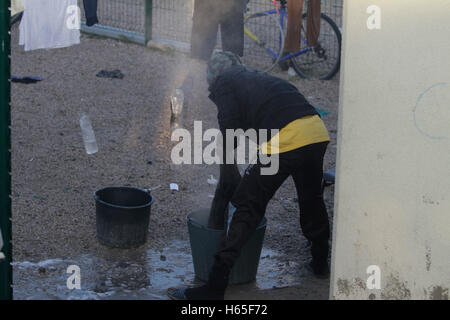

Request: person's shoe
left=167, top=284, right=225, bottom=300
left=278, top=51, right=291, bottom=71
left=305, top=260, right=330, bottom=279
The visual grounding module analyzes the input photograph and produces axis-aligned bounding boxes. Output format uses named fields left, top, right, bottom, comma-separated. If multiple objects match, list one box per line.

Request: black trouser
left=211, top=142, right=330, bottom=286
left=191, top=0, right=246, bottom=61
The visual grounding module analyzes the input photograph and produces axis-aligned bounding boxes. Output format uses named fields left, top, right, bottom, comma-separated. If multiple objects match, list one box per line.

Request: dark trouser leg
left=220, top=0, right=246, bottom=57
left=191, top=0, right=220, bottom=61
left=290, top=142, right=330, bottom=265
left=211, top=160, right=289, bottom=286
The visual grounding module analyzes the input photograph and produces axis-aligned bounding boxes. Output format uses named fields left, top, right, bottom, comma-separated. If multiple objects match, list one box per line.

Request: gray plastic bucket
left=94, top=187, right=154, bottom=248
left=187, top=208, right=266, bottom=284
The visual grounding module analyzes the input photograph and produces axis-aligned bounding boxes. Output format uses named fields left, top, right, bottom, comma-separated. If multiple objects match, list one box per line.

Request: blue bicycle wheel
left=290, top=13, right=342, bottom=80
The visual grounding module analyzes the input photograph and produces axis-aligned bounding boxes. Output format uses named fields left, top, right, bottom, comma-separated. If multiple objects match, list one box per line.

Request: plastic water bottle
left=80, top=113, right=98, bottom=155
left=170, top=87, right=184, bottom=117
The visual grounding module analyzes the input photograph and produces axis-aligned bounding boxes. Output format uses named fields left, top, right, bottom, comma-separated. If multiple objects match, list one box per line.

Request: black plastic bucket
left=187, top=208, right=266, bottom=284
left=94, top=187, right=154, bottom=248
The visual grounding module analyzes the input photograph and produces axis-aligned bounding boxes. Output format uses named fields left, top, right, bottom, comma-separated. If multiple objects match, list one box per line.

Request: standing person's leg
left=290, top=142, right=330, bottom=276
left=184, top=160, right=290, bottom=299
left=220, top=0, right=246, bottom=57
left=306, top=0, right=321, bottom=47
left=191, top=0, right=220, bottom=61
left=284, top=0, right=304, bottom=53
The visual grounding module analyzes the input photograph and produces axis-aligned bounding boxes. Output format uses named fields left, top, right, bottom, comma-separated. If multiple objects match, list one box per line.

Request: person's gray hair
left=207, top=51, right=242, bottom=86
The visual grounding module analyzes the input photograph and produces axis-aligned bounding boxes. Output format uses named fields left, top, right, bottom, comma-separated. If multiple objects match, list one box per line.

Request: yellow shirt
left=261, top=115, right=330, bottom=154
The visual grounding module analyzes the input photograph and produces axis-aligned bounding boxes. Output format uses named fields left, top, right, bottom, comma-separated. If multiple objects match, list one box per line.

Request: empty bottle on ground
left=80, top=113, right=98, bottom=155
left=170, top=87, right=184, bottom=117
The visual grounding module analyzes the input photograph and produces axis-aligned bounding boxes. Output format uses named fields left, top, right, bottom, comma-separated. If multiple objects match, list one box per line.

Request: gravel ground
left=11, top=23, right=339, bottom=299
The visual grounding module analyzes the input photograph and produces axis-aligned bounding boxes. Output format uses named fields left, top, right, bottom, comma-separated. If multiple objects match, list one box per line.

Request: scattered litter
left=146, top=185, right=161, bottom=193
left=208, top=194, right=215, bottom=198
left=96, top=69, right=124, bottom=79
left=11, top=75, right=43, bottom=84
left=170, top=183, right=179, bottom=191
left=287, top=67, right=296, bottom=77
left=80, top=113, right=98, bottom=155
left=323, top=167, right=335, bottom=185
left=170, top=87, right=184, bottom=117
left=314, top=107, right=330, bottom=117
left=207, top=175, right=218, bottom=185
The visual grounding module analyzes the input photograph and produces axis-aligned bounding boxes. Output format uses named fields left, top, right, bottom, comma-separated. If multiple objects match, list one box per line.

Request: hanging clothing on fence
left=191, top=0, right=247, bottom=61
left=83, top=0, right=99, bottom=27
left=19, top=0, right=80, bottom=51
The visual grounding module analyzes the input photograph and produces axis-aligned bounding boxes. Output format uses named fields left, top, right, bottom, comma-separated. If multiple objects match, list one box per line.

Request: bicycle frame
left=244, top=5, right=315, bottom=63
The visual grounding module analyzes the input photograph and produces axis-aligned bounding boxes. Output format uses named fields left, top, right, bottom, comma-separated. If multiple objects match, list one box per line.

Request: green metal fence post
left=144, top=0, right=153, bottom=45
left=0, top=0, right=12, bottom=301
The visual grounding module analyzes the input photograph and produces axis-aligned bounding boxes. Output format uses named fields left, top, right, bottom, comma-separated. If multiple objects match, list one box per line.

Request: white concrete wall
left=331, top=0, right=450, bottom=300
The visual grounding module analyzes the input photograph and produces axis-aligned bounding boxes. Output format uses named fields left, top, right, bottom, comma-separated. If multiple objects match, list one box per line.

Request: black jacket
left=209, top=66, right=318, bottom=137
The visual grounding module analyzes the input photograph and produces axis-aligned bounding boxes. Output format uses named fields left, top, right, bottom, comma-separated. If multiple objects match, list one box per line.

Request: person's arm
left=208, top=77, right=242, bottom=229
left=208, top=163, right=241, bottom=229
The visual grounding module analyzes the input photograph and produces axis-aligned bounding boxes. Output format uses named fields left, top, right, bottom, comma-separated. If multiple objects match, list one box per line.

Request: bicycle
left=243, top=0, right=342, bottom=80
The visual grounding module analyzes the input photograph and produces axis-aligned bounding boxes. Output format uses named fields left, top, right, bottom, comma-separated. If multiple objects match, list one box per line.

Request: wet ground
left=13, top=240, right=328, bottom=300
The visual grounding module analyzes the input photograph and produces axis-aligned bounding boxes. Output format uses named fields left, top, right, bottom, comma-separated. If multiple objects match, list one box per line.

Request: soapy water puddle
left=13, top=241, right=309, bottom=300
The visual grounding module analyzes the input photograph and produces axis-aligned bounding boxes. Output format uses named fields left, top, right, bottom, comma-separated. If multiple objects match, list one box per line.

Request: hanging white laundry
left=19, top=0, right=80, bottom=51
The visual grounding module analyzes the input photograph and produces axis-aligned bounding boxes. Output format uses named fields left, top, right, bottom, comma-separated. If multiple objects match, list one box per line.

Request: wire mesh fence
left=80, top=0, right=343, bottom=60
left=243, top=0, right=343, bottom=71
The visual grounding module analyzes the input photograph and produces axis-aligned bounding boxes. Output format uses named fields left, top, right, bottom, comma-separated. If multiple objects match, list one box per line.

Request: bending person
left=168, top=52, right=331, bottom=300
